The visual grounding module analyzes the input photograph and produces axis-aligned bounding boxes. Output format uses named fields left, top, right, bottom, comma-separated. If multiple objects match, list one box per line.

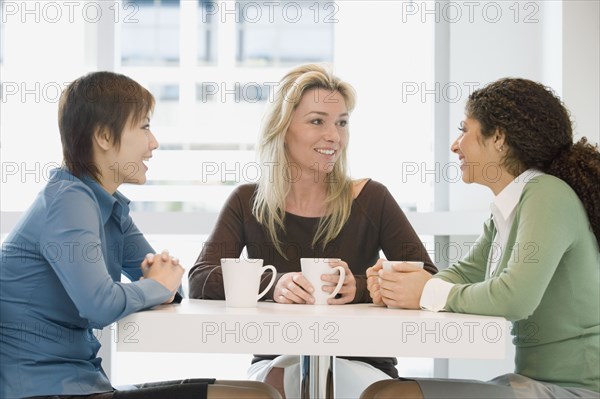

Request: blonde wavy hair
left=252, top=64, right=357, bottom=257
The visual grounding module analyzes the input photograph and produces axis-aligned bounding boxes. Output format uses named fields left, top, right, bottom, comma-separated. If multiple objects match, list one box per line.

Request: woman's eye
left=311, top=119, right=323, bottom=125
left=337, top=120, right=348, bottom=127
left=142, top=124, right=150, bottom=130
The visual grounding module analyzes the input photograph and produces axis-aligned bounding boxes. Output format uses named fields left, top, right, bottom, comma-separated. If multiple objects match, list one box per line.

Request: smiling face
left=451, top=117, right=502, bottom=189
left=108, top=115, right=158, bottom=189
left=285, top=88, right=349, bottom=177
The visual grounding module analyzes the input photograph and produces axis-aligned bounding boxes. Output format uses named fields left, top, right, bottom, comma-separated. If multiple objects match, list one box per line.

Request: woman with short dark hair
left=0, top=71, right=279, bottom=399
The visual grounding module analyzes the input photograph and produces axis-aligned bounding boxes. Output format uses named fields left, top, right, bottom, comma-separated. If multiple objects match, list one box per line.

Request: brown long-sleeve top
left=188, top=179, right=436, bottom=377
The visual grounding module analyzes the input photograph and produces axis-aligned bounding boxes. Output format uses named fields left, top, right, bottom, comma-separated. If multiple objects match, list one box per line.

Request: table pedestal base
left=300, top=355, right=335, bottom=399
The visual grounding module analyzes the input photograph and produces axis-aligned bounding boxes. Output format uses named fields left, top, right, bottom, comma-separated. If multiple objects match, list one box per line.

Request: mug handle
left=257, top=265, right=277, bottom=301
left=327, top=266, right=346, bottom=299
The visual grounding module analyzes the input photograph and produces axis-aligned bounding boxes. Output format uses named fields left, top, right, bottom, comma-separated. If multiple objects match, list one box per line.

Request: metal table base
left=300, top=355, right=335, bottom=399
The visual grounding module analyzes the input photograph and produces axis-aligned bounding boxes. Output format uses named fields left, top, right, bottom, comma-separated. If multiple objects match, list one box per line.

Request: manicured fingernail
left=145, top=253, right=154, bottom=261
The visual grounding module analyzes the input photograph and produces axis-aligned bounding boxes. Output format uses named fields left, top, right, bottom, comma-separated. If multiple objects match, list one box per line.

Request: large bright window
left=0, top=0, right=434, bottom=214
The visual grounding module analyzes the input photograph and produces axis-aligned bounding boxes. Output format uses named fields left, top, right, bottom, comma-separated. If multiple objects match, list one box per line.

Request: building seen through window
left=121, top=0, right=182, bottom=66
left=236, top=0, right=334, bottom=65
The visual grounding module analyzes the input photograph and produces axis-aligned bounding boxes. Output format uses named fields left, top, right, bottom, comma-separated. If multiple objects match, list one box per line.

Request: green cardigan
left=437, top=175, right=599, bottom=392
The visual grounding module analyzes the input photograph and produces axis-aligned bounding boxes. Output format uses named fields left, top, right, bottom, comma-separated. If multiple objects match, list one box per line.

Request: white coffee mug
left=382, top=260, right=424, bottom=271
left=221, top=258, right=277, bottom=308
left=300, top=258, right=346, bottom=305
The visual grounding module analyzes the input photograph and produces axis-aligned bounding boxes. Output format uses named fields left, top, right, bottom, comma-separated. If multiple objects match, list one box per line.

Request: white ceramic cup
left=382, top=260, right=424, bottom=271
left=221, top=258, right=277, bottom=308
left=300, top=258, right=346, bottom=305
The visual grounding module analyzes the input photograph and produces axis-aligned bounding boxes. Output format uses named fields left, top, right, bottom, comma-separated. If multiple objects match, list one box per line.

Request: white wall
left=563, top=0, right=600, bottom=146
left=449, top=1, right=547, bottom=213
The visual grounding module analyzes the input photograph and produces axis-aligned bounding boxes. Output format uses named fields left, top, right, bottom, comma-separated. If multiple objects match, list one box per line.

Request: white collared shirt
left=420, top=169, right=545, bottom=312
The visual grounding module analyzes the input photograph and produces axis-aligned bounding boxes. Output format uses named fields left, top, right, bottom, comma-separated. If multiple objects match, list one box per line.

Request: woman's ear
left=93, top=127, right=113, bottom=151
left=493, top=129, right=506, bottom=152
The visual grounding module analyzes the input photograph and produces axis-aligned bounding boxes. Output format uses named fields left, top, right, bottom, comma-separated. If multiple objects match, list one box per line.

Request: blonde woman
left=189, top=64, right=436, bottom=398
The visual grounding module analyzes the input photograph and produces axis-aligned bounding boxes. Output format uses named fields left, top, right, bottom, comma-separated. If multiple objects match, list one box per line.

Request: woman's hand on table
left=378, top=263, right=432, bottom=309
left=141, top=250, right=181, bottom=276
left=274, top=272, right=315, bottom=304
left=366, top=258, right=385, bottom=306
left=141, top=250, right=184, bottom=304
left=322, top=259, right=356, bottom=304
left=273, top=259, right=356, bottom=305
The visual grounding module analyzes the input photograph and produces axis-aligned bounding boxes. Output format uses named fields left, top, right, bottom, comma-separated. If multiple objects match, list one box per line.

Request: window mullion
left=178, top=0, right=197, bottom=130
left=218, top=2, right=237, bottom=68
left=97, top=1, right=117, bottom=71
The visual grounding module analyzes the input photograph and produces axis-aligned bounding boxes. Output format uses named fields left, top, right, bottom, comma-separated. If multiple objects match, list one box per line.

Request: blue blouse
left=0, top=168, right=173, bottom=398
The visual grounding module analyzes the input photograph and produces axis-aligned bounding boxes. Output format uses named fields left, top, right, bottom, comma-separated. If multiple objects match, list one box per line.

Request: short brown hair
left=58, top=71, right=155, bottom=181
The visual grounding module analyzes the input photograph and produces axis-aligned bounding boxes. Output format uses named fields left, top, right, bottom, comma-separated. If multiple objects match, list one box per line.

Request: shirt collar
left=491, top=169, right=545, bottom=221
left=59, top=168, right=131, bottom=229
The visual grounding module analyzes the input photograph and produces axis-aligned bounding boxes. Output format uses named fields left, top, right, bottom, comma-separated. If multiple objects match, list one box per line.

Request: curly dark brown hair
left=466, top=78, right=600, bottom=247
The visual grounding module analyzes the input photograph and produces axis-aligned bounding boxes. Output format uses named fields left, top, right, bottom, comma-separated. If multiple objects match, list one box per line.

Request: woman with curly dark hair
left=363, top=78, right=600, bottom=398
